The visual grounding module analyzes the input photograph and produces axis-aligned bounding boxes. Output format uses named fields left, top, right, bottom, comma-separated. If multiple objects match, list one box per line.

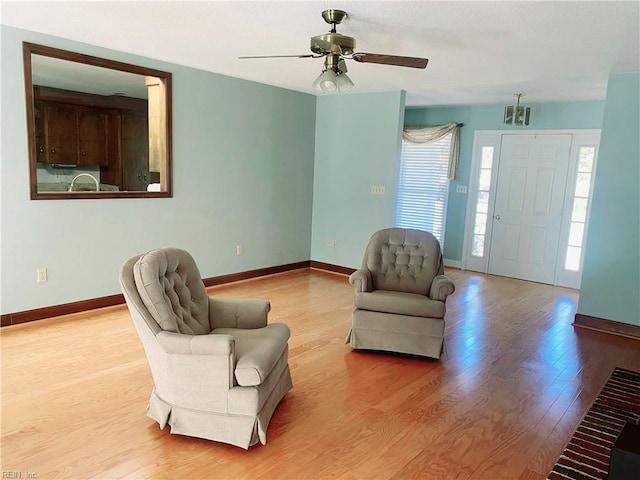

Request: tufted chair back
left=362, top=228, right=444, bottom=295
left=133, top=248, right=211, bottom=335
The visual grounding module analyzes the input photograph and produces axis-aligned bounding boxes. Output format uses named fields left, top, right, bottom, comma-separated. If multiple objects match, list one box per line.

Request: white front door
left=487, top=134, right=572, bottom=284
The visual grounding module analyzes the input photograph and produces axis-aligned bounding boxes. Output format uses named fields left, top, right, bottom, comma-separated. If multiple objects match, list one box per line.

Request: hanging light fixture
left=312, top=54, right=353, bottom=93
left=312, top=69, right=339, bottom=92
left=504, top=93, right=531, bottom=126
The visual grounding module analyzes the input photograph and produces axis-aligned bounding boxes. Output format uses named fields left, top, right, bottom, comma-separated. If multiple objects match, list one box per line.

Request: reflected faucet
left=68, top=173, right=100, bottom=192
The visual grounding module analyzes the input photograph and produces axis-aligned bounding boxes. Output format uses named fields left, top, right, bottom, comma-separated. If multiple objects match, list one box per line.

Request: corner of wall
left=578, top=72, right=640, bottom=326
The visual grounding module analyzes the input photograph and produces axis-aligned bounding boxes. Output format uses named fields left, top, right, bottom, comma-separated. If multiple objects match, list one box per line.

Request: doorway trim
left=461, top=129, right=601, bottom=288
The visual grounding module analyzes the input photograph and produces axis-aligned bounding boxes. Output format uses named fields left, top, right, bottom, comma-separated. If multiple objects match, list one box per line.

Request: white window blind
left=395, top=134, right=452, bottom=245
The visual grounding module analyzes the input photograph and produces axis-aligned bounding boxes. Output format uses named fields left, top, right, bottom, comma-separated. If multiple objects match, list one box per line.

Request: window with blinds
left=395, top=133, right=452, bottom=245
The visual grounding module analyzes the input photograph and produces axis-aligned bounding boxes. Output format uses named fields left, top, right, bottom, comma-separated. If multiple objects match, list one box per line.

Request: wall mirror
left=23, top=42, right=172, bottom=199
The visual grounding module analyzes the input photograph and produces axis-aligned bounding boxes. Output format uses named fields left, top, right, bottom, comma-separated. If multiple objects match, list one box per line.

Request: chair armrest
left=209, top=297, right=270, bottom=330
left=349, top=269, right=372, bottom=293
left=156, top=331, right=234, bottom=355
left=429, top=275, right=455, bottom=301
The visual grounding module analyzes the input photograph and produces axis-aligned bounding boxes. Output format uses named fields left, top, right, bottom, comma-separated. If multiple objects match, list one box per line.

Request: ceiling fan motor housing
left=310, top=33, right=355, bottom=55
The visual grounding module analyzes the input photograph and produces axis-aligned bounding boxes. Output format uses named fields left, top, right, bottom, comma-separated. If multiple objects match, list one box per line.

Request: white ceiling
left=2, top=1, right=639, bottom=107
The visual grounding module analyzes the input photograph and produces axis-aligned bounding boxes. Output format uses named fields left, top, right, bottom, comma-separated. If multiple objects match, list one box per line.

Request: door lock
left=494, top=214, right=501, bottom=220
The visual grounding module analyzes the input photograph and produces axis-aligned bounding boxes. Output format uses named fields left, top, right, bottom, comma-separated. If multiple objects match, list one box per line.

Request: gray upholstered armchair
left=119, top=248, right=292, bottom=449
left=345, top=228, right=455, bottom=359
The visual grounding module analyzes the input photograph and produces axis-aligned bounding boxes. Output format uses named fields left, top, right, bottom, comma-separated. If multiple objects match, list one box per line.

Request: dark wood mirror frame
left=23, top=42, right=173, bottom=199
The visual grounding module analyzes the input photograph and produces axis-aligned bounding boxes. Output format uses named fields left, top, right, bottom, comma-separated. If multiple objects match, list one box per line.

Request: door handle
left=494, top=214, right=501, bottom=220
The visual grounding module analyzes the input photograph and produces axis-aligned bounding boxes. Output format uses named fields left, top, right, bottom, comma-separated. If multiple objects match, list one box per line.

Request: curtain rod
left=404, top=122, right=464, bottom=128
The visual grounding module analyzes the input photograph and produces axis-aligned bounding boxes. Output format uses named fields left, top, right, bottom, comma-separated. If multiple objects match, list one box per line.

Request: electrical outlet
left=37, top=268, right=47, bottom=283
left=236, top=245, right=243, bottom=255
left=326, top=239, right=337, bottom=248
left=371, top=185, right=386, bottom=195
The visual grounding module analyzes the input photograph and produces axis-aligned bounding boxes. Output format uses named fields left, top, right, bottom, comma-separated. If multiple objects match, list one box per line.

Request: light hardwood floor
left=2, top=268, right=639, bottom=479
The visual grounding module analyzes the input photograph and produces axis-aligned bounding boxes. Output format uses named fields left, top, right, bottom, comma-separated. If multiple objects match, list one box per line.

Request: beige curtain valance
left=403, top=122, right=462, bottom=180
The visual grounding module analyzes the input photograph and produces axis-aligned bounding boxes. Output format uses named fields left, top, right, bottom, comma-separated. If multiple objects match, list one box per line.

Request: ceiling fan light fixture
left=336, top=71, right=354, bottom=92
left=312, top=69, right=338, bottom=92
left=313, top=55, right=352, bottom=93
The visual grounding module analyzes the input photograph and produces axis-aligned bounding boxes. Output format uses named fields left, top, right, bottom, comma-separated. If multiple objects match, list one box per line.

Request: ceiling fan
left=239, top=9, right=429, bottom=93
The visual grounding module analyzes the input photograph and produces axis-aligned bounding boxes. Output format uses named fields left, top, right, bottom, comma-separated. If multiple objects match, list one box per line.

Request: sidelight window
left=470, top=146, right=495, bottom=257
left=564, top=146, right=596, bottom=271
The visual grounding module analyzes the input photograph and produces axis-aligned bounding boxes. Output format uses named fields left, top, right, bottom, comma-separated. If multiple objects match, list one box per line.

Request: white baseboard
left=443, top=258, right=462, bottom=269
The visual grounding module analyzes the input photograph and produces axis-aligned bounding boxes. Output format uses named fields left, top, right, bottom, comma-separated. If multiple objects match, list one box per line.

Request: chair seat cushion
left=355, top=290, right=445, bottom=318
left=212, top=323, right=290, bottom=387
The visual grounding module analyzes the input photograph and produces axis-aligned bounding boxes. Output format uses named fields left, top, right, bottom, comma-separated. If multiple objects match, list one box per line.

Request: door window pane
left=575, top=173, right=592, bottom=197
left=571, top=198, right=588, bottom=222
left=578, top=147, right=595, bottom=172
left=474, top=213, right=487, bottom=235
left=479, top=169, right=492, bottom=191
left=568, top=222, right=585, bottom=247
left=565, top=246, right=582, bottom=271
left=472, top=235, right=485, bottom=257
left=477, top=191, right=489, bottom=213
left=481, top=146, right=494, bottom=169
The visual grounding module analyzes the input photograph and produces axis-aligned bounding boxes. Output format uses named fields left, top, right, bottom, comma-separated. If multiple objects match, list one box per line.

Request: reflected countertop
left=37, top=182, right=120, bottom=192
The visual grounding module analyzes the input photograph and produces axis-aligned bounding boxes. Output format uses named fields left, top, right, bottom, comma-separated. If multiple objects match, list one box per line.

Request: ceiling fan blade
left=238, top=54, right=318, bottom=59
left=352, top=53, right=428, bottom=69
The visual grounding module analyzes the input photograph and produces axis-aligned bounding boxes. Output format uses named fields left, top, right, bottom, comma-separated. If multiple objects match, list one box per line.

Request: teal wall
left=578, top=73, right=640, bottom=326
left=2, top=24, right=635, bottom=331
left=310, top=91, right=405, bottom=268
left=0, top=25, right=316, bottom=314
left=404, top=101, right=605, bottom=261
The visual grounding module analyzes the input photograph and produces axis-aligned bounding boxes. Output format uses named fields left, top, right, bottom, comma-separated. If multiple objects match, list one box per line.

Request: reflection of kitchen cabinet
left=122, top=112, right=150, bottom=191
left=45, top=104, right=78, bottom=163
left=35, top=101, right=108, bottom=166
left=34, top=101, right=46, bottom=163
left=33, top=87, right=150, bottom=191
left=78, top=109, right=109, bottom=164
